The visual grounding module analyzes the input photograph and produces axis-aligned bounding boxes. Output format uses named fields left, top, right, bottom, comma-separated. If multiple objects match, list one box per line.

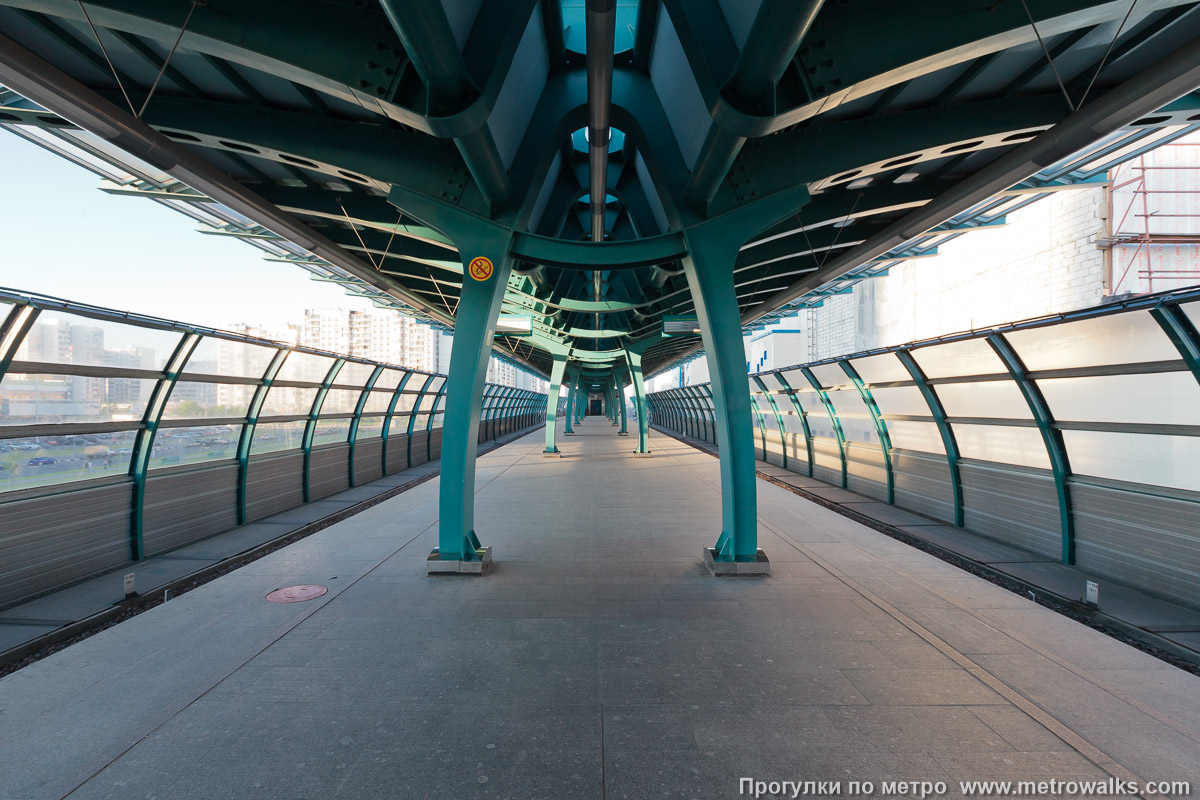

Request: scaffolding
left=1106, top=134, right=1200, bottom=295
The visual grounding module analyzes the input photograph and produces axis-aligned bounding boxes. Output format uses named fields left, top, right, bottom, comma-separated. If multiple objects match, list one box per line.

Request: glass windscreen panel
left=0, top=373, right=154, bottom=424
left=808, top=363, right=852, bottom=389
left=259, top=386, right=319, bottom=418
left=1004, top=311, right=1179, bottom=370
left=0, top=430, right=137, bottom=490
left=250, top=420, right=307, bottom=455
left=183, top=336, right=275, bottom=379
left=1062, top=430, right=1200, bottom=492
left=1182, top=301, right=1200, bottom=332
left=792, top=392, right=838, bottom=440
left=1037, top=372, right=1200, bottom=425
left=318, top=388, right=362, bottom=416
left=387, top=415, right=412, bottom=437
left=313, top=417, right=352, bottom=443
left=869, top=385, right=934, bottom=418
left=371, top=369, right=406, bottom=392
left=149, top=425, right=241, bottom=468
left=756, top=373, right=788, bottom=391
left=355, top=415, right=386, bottom=440
left=848, top=353, right=912, bottom=384
left=911, top=339, right=1005, bottom=378
left=825, top=388, right=877, bottom=445
left=416, top=390, right=440, bottom=413
left=951, top=423, right=1049, bottom=469
left=935, top=380, right=1031, bottom=420
left=12, top=311, right=181, bottom=371
left=886, top=420, right=946, bottom=454
left=162, top=383, right=254, bottom=419
left=275, top=351, right=337, bottom=384
left=335, top=361, right=376, bottom=387
left=360, top=391, right=394, bottom=415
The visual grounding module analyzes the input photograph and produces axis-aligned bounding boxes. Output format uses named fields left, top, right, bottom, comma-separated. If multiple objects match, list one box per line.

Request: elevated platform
left=0, top=426, right=1197, bottom=799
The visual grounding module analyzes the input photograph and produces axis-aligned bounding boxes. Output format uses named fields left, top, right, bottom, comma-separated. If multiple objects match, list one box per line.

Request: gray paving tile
left=5, top=425, right=1200, bottom=800
left=841, top=668, right=1006, bottom=705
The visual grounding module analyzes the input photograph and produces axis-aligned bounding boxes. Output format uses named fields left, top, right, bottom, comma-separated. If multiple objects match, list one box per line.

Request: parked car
left=27, top=457, right=57, bottom=466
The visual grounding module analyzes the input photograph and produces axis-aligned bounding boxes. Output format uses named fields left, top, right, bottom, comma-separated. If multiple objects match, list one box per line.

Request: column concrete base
left=542, top=451, right=564, bottom=458
left=617, top=432, right=628, bottom=436
left=427, top=546, right=493, bottom=575
left=703, top=547, right=771, bottom=576
left=632, top=451, right=652, bottom=458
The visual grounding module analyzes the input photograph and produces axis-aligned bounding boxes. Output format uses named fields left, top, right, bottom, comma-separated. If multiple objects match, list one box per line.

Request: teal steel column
left=624, top=348, right=651, bottom=454
left=436, top=227, right=514, bottom=563
left=682, top=228, right=759, bottom=562
left=774, top=372, right=814, bottom=476
left=1152, top=303, right=1200, bottom=386
left=0, top=303, right=39, bottom=381
left=575, top=372, right=586, bottom=423
left=988, top=333, right=1074, bottom=565
left=236, top=348, right=289, bottom=524
left=546, top=354, right=567, bottom=452
left=381, top=371, right=414, bottom=475
left=408, top=374, right=435, bottom=467
left=897, top=350, right=964, bottom=527
left=302, top=357, right=346, bottom=502
left=841, top=361, right=895, bottom=504
left=427, top=380, right=448, bottom=461
left=752, top=375, right=788, bottom=469
left=801, top=367, right=848, bottom=489
left=129, top=332, right=200, bottom=560
left=347, top=365, right=385, bottom=487
left=617, top=371, right=628, bottom=434
left=610, top=370, right=621, bottom=426
left=564, top=366, right=577, bottom=435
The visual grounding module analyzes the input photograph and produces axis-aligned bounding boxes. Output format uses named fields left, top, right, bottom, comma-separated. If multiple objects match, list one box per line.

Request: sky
left=0, top=128, right=377, bottom=329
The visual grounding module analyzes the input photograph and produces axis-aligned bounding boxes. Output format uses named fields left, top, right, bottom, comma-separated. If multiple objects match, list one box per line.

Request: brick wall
left=800, top=186, right=1109, bottom=360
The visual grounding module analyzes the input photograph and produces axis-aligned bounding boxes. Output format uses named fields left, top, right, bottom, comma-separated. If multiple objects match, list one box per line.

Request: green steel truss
left=5, top=0, right=1200, bottom=564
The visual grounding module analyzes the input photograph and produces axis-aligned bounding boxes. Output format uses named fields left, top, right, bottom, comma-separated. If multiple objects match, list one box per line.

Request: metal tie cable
left=1078, top=0, right=1139, bottom=108
left=138, top=0, right=201, bottom=118
left=336, top=200, right=380, bottom=269
left=1018, top=0, right=1077, bottom=111
left=77, top=0, right=137, bottom=116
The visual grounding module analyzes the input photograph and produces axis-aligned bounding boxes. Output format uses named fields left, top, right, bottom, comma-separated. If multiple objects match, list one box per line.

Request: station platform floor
left=1, top=421, right=1198, bottom=799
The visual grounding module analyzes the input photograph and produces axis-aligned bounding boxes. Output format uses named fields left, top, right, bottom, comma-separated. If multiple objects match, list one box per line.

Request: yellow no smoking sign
left=468, top=256, right=494, bottom=281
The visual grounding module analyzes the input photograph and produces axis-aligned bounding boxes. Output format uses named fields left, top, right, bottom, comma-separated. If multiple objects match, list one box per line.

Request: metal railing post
left=381, top=371, right=414, bottom=475
left=801, top=367, right=848, bottom=489
left=841, top=361, right=895, bottom=504
left=236, top=348, right=289, bottom=524
left=302, top=357, right=346, bottom=503
left=129, top=332, right=200, bottom=560
left=347, top=365, right=384, bottom=487
left=988, top=333, right=1074, bottom=565
left=897, top=349, right=964, bottom=527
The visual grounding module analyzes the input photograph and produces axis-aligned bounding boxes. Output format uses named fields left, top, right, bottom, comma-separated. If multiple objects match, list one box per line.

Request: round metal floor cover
left=265, top=585, right=328, bottom=603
